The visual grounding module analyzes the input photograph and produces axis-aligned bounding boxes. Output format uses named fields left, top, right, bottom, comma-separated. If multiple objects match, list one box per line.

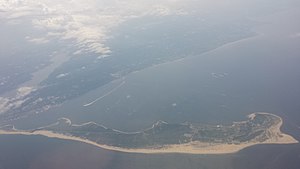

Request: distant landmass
left=0, top=112, right=298, bottom=154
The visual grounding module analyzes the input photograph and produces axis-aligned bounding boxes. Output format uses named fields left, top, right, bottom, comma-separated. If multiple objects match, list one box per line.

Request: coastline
left=0, top=112, right=298, bottom=154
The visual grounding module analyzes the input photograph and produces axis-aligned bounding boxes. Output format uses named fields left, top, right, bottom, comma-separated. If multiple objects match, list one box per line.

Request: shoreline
left=0, top=112, right=298, bottom=154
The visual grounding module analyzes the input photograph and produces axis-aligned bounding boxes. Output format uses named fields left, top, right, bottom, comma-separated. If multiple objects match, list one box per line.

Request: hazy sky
left=1, top=0, right=193, bottom=56
left=1, top=0, right=296, bottom=56
left=0, top=0, right=299, bottom=122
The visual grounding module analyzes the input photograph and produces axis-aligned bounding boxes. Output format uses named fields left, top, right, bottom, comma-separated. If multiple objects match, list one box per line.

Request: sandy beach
left=0, top=112, right=298, bottom=154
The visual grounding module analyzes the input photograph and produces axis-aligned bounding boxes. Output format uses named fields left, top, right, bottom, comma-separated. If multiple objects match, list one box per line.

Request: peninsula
left=0, top=112, right=298, bottom=154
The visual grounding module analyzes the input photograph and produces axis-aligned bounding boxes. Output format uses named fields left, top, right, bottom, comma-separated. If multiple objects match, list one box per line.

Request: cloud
left=290, top=32, right=300, bottom=38
left=56, top=73, right=69, bottom=79
left=0, top=0, right=192, bottom=56
left=17, top=86, right=34, bottom=97
left=0, top=86, right=34, bottom=114
left=26, top=36, right=49, bottom=44
left=0, top=97, right=10, bottom=114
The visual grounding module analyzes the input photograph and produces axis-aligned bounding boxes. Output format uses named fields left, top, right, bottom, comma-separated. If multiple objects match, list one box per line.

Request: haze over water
left=13, top=8, right=300, bottom=136
left=1, top=1, right=300, bottom=169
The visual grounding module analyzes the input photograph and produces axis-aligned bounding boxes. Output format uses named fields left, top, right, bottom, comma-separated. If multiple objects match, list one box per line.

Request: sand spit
left=0, top=113, right=298, bottom=154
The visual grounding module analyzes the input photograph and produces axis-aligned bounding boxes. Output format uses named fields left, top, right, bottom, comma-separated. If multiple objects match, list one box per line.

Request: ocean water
left=0, top=134, right=299, bottom=169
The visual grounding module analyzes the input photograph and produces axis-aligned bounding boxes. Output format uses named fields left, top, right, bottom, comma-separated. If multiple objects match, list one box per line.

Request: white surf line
left=112, top=129, right=141, bottom=134
left=73, top=122, right=108, bottom=129
left=83, top=81, right=126, bottom=107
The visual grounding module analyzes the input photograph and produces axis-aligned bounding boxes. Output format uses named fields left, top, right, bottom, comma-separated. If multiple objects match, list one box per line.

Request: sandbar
left=0, top=112, right=298, bottom=154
